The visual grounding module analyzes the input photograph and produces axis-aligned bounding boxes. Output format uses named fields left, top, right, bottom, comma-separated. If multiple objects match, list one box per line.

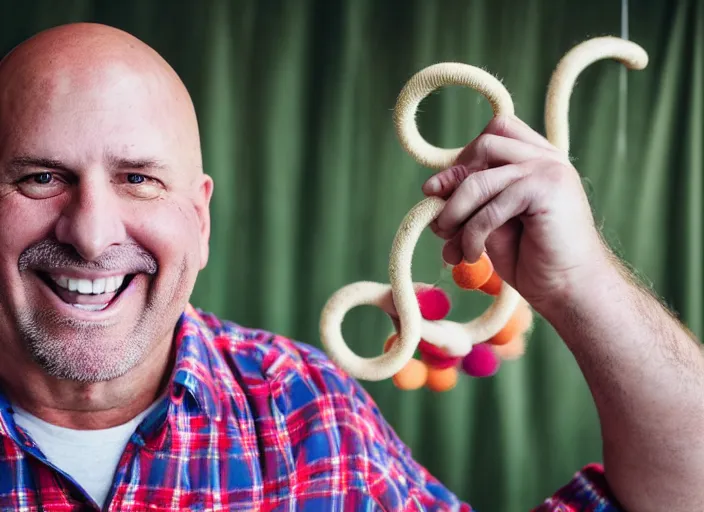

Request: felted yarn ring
left=393, top=63, right=515, bottom=170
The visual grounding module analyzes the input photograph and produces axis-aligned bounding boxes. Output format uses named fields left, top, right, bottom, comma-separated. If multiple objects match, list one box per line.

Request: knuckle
left=435, top=172, right=454, bottom=191
left=486, top=115, right=512, bottom=137
left=459, top=171, right=490, bottom=202
left=483, top=203, right=503, bottom=231
left=472, top=203, right=500, bottom=235
left=449, top=165, right=470, bottom=185
left=540, top=161, right=574, bottom=185
left=473, top=134, right=496, bottom=165
left=475, top=133, right=494, bottom=152
left=432, top=165, right=468, bottom=192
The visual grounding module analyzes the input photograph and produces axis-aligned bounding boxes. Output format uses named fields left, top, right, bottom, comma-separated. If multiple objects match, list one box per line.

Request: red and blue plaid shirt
left=0, top=305, right=622, bottom=511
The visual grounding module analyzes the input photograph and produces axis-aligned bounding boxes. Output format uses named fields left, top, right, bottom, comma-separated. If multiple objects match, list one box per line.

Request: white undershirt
left=12, top=402, right=158, bottom=508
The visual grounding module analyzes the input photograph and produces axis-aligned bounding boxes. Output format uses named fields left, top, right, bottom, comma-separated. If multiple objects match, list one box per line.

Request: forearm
left=540, top=254, right=704, bottom=512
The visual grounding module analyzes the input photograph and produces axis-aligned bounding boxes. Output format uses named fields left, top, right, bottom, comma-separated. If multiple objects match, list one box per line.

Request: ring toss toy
left=320, top=36, right=649, bottom=392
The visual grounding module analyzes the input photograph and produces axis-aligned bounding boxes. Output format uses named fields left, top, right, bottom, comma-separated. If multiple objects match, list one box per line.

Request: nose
left=55, top=174, right=127, bottom=261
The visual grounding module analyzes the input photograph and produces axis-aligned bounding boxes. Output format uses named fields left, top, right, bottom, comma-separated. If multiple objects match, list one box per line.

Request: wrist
left=534, top=250, right=624, bottom=317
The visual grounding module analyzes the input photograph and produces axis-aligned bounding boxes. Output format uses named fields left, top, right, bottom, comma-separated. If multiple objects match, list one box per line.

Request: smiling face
left=0, top=24, right=212, bottom=382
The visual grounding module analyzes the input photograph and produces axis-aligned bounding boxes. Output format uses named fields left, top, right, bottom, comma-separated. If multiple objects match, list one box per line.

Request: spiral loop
left=545, top=36, right=648, bottom=153
left=393, top=63, right=515, bottom=170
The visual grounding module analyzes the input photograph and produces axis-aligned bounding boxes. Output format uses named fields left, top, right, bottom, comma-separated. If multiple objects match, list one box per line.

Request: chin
left=18, top=310, right=155, bottom=383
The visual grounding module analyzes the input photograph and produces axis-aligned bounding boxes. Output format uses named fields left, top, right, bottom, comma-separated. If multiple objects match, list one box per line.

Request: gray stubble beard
left=16, top=306, right=155, bottom=383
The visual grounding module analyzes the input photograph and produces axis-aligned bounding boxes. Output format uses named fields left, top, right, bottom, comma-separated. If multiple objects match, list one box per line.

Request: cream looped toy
left=320, top=36, right=648, bottom=391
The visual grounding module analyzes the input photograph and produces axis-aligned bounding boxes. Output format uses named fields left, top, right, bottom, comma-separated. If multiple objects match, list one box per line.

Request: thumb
left=422, top=165, right=475, bottom=198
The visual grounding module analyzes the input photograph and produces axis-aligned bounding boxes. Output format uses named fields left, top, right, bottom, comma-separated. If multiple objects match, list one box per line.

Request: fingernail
left=424, top=178, right=441, bottom=194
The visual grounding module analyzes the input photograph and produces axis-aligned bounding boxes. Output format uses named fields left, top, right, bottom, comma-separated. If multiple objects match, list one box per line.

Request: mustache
left=18, top=238, right=158, bottom=275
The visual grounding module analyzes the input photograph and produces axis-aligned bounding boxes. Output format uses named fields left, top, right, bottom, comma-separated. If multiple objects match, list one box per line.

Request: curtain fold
left=0, top=0, right=700, bottom=509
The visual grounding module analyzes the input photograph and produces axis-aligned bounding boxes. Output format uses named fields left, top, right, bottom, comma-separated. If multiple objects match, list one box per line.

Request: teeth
left=72, top=303, right=109, bottom=311
left=77, top=279, right=92, bottom=294
left=93, top=278, right=106, bottom=294
left=50, top=275, right=127, bottom=295
left=106, top=276, right=124, bottom=293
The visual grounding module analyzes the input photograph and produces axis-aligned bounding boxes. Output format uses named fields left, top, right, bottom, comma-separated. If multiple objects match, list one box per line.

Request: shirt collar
left=168, top=303, right=225, bottom=421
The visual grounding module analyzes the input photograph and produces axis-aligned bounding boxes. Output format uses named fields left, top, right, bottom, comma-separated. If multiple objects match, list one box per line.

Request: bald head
left=0, top=22, right=202, bottom=178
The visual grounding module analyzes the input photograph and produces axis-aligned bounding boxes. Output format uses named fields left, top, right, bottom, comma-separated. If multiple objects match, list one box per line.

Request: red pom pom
left=461, top=344, right=500, bottom=377
left=418, top=341, right=462, bottom=369
left=415, top=287, right=451, bottom=320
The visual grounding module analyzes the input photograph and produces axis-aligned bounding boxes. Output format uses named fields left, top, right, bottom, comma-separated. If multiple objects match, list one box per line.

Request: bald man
left=0, top=22, right=700, bottom=512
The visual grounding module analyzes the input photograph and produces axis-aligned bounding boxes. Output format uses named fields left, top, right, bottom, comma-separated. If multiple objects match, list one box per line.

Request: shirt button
left=398, top=475, right=406, bottom=486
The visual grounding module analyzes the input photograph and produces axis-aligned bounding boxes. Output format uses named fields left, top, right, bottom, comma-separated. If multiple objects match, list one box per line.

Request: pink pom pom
left=416, top=287, right=451, bottom=321
left=461, top=344, right=500, bottom=377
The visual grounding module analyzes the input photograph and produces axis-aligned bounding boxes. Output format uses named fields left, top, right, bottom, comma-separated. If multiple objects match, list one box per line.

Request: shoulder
left=189, top=306, right=370, bottom=403
left=190, top=306, right=397, bottom=442
left=190, top=306, right=398, bottom=459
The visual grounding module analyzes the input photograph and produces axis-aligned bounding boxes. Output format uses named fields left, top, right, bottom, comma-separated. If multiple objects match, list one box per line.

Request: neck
left=0, top=335, right=174, bottom=430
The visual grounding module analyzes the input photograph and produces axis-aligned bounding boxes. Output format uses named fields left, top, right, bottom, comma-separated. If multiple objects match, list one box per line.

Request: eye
left=127, top=174, right=145, bottom=185
left=17, top=171, right=67, bottom=199
left=121, top=173, right=164, bottom=199
left=34, top=172, right=53, bottom=185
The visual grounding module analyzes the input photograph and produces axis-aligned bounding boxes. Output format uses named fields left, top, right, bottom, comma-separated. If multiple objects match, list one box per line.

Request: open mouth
left=36, top=272, right=136, bottom=312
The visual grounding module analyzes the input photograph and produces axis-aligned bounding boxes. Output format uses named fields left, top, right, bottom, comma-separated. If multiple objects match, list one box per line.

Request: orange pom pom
left=478, top=270, right=503, bottom=296
left=452, top=253, right=493, bottom=290
left=492, top=335, right=526, bottom=360
left=385, top=334, right=428, bottom=390
left=392, top=359, right=428, bottom=390
left=487, top=301, right=533, bottom=346
left=425, top=366, right=458, bottom=392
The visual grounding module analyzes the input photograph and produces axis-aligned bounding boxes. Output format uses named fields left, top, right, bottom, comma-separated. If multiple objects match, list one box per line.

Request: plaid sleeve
left=532, top=463, right=624, bottom=511
left=345, top=375, right=474, bottom=511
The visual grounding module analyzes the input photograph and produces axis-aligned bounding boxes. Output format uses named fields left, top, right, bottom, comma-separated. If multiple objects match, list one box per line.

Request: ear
left=194, top=173, right=214, bottom=269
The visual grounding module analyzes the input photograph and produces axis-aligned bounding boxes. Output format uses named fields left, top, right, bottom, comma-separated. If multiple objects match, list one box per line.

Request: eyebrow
left=104, top=154, right=170, bottom=172
left=6, top=155, right=170, bottom=175
left=8, top=156, right=72, bottom=173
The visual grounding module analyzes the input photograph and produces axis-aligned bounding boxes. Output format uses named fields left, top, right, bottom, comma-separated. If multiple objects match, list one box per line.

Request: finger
left=442, top=234, right=463, bottom=265
left=483, top=114, right=556, bottom=152
left=422, top=165, right=476, bottom=198
left=459, top=179, right=534, bottom=263
left=455, top=131, right=564, bottom=170
left=483, top=219, right=522, bottom=277
left=424, top=135, right=559, bottom=198
left=434, top=164, right=529, bottom=237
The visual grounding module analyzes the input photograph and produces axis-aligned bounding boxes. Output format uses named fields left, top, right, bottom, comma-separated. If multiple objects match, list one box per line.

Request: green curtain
left=1, top=0, right=701, bottom=509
